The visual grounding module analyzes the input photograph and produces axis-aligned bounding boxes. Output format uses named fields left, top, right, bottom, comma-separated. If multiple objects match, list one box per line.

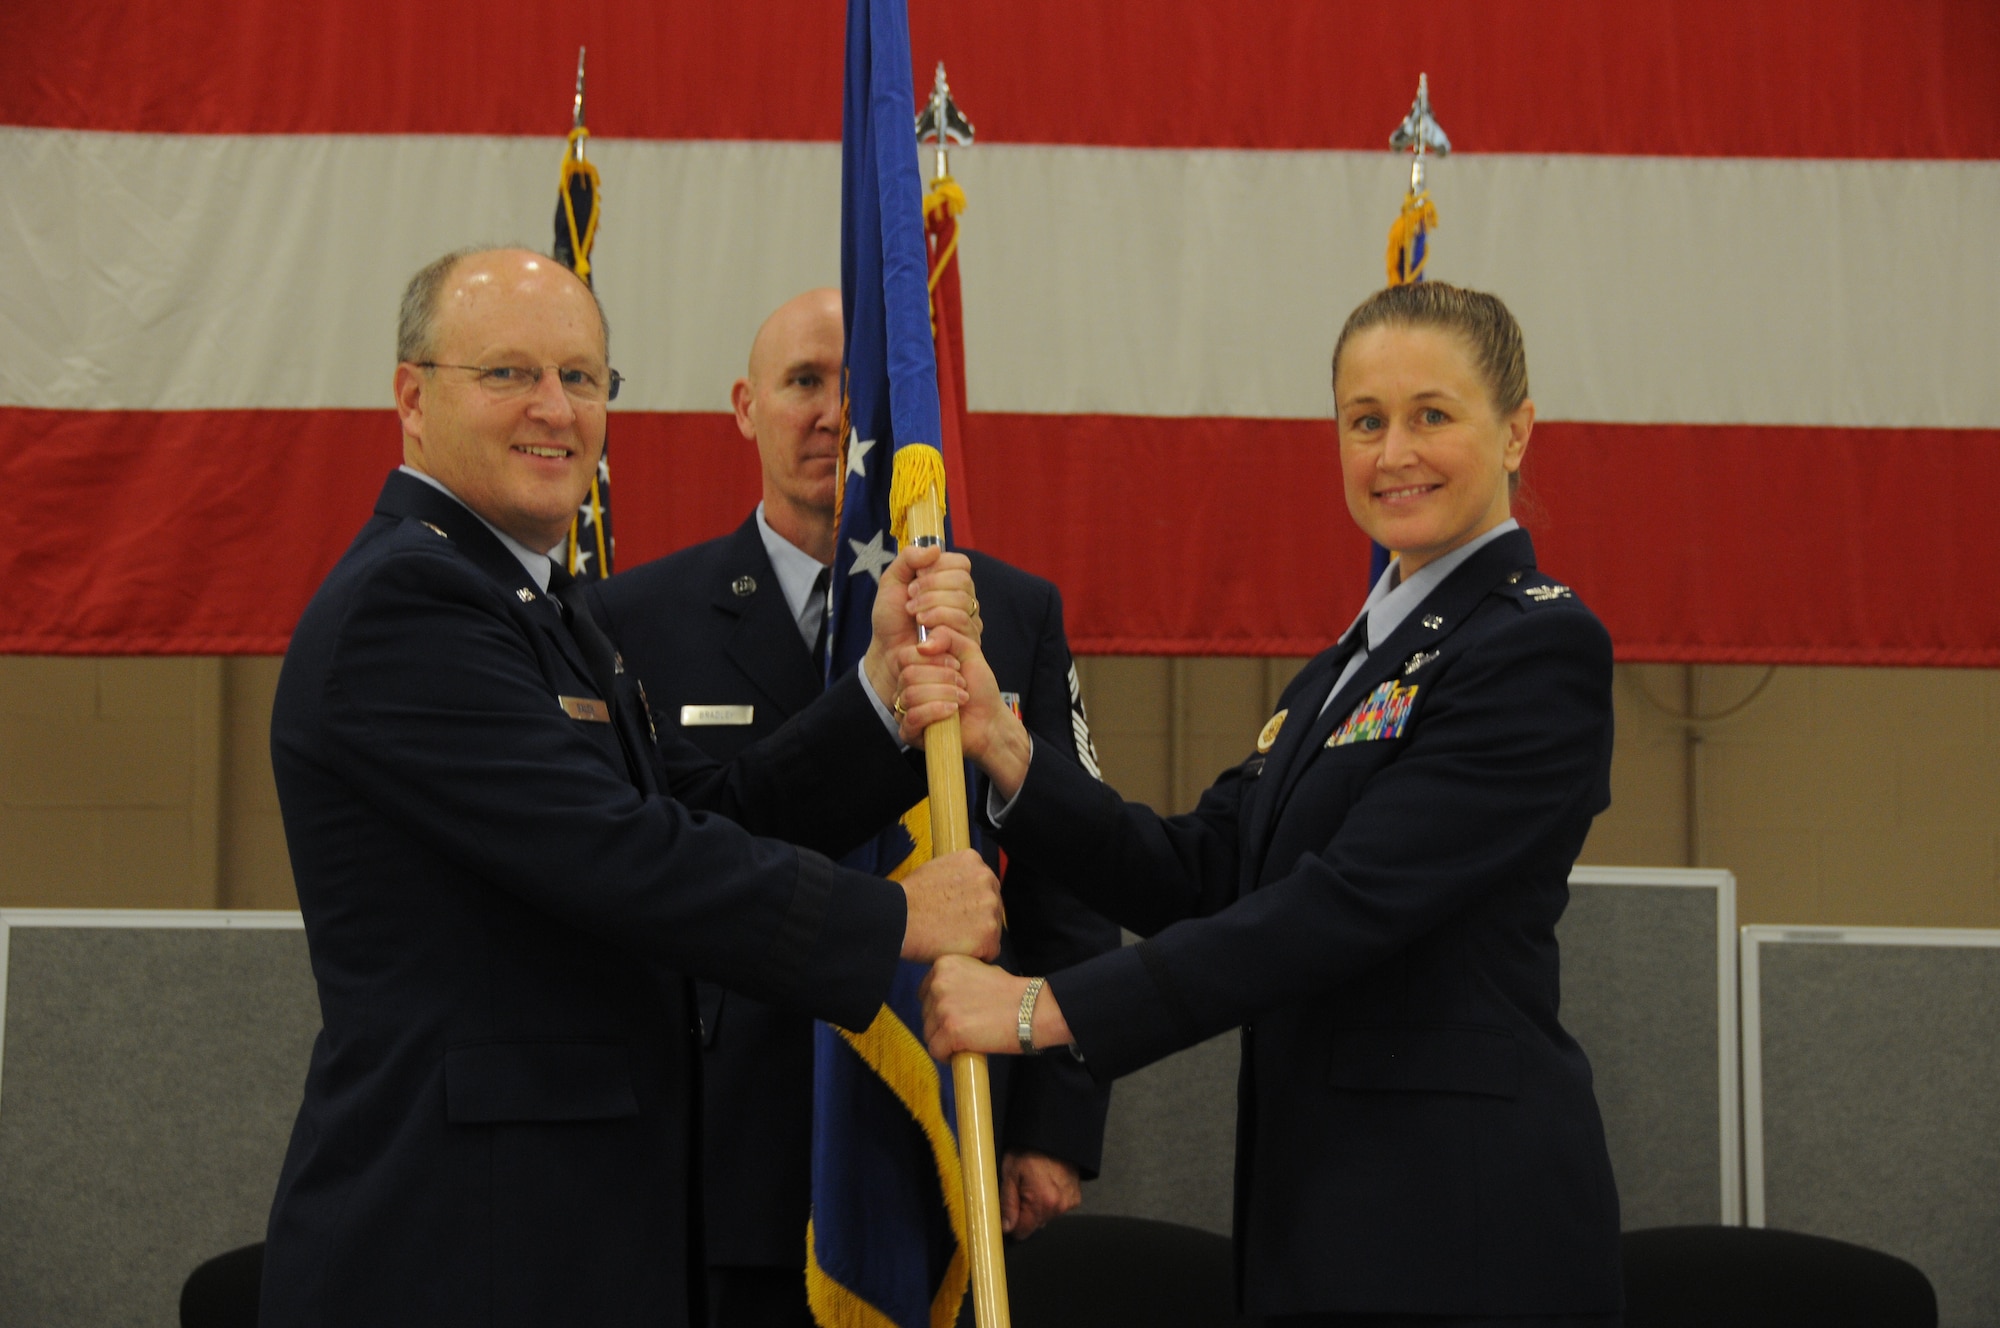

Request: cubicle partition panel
left=1562, top=867, right=1740, bottom=1227
left=1080, top=1024, right=1239, bottom=1235
left=0, top=910, right=319, bottom=1328
left=1083, top=866, right=1740, bottom=1235
left=1743, top=925, right=2000, bottom=1328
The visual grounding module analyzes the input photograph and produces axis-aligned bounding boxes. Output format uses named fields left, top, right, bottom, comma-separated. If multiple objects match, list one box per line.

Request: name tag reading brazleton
left=680, top=704, right=755, bottom=727
left=558, top=695, right=611, bottom=723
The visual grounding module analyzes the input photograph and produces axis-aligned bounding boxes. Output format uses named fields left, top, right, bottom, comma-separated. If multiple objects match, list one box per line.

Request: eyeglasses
left=414, top=361, right=623, bottom=404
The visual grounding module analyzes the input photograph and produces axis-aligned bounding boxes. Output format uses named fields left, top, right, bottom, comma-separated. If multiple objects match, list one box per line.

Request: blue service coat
left=261, top=472, right=924, bottom=1328
left=993, top=528, right=1623, bottom=1318
left=589, top=520, right=1118, bottom=1269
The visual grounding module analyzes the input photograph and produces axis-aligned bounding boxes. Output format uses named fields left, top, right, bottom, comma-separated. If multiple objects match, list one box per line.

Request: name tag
left=680, top=704, right=754, bottom=727
left=559, top=695, right=610, bottom=723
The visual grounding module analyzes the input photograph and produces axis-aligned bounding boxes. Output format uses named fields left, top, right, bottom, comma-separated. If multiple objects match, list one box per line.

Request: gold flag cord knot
left=559, top=126, right=602, bottom=281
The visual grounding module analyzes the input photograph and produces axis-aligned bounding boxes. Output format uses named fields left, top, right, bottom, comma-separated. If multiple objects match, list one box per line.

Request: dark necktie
left=809, top=565, right=832, bottom=674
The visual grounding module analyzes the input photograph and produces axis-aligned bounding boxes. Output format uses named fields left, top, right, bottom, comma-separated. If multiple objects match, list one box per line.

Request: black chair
left=1005, top=1214, right=1253, bottom=1328
left=1622, top=1225, right=1937, bottom=1328
left=181, top=1241, right=263, bottom=1328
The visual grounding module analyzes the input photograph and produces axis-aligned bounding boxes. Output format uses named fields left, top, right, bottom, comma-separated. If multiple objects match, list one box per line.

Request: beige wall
left=2, top=655, right=1994, bottom=929
left=0, top=656, right=294, bottom=911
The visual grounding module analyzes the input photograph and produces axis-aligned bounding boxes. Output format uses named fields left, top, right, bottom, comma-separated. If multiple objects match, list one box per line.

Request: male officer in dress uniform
left=589, top=289, right=1118, bottom=1328
left=261, top=250, right=1003, bottom=1328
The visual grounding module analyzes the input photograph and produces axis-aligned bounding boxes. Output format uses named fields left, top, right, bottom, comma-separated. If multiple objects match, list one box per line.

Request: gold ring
left=969, top=597, right=980, bottom=618
left=893, top=696, right=907, bottom=719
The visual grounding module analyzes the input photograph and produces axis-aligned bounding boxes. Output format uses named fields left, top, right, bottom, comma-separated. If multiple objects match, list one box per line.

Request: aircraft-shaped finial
left=914, top=61, right=975, bottom=181
left=1388, top=73, right=1449, bottom=193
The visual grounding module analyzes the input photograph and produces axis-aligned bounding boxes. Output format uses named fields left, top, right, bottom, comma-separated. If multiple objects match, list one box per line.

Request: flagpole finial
left=914, top=60, right=975, bottom=182
left=1389, top=72, right=1451, bottom=194
left=571, top=47, right=588, bottom=158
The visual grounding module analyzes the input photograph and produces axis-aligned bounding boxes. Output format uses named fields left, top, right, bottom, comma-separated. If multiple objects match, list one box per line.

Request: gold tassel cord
left=888, top=444, right=948, bottom=547
left=559, top=126, right=602, bottom=282
left=922, top=176, right=967, bottom=296
left=1384, top=188, right=1438, bottom=287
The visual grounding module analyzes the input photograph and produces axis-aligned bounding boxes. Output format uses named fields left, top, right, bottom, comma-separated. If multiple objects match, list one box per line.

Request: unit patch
left=1326, top=681, right=1419, bottom=747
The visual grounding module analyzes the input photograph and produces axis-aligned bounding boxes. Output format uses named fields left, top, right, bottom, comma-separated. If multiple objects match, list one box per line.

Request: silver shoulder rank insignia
left=1505, top=571, right=1523, bottom=584
left=420, top=521, right=449, bottom=539
left=1256, top=709, right=1288, bottom=753
left=732, top=575, right=757, bottom=597
left=516, top=588, right=536, bottom=603
left=1525, top=584, right=1573, bottom=602
left=613, top=652, right=626, bottom=675
left=1421, top=614, right=1445, bottom=630
left=1403, top=650, right=1439, bottom=676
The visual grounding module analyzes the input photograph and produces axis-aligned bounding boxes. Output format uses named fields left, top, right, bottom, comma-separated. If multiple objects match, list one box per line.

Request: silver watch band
left=1016, top=976, right=1046, bottom=1056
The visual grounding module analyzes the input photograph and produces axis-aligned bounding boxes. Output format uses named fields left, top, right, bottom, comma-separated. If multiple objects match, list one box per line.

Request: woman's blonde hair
left=1330, top=281, right=1528, bottom=416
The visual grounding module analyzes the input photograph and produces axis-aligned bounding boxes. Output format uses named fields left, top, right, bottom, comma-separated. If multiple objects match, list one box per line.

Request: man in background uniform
left=590, top=288, right=1118, bottom=1328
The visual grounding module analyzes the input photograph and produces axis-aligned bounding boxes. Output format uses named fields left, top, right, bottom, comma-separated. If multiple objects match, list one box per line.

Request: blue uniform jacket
left=589, top=519, right=1118, bottom=1269
left=261, top=472, right=925, bottom=1328
left=992, top=528, right=1622, bottom=1318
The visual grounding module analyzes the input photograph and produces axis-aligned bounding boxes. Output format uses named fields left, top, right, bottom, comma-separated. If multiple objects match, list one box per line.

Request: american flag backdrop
left=2, top=0, right=1997, bottom=664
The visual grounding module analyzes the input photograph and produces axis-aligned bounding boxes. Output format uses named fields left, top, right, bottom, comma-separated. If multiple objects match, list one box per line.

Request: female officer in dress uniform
left=910, top=283, right=1623, bottom=1327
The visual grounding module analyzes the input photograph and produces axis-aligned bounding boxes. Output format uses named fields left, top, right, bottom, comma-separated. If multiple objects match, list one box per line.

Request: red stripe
left=6, top=408, right=1997, bottom=664
left=6, top=1, right=1995, bottom=158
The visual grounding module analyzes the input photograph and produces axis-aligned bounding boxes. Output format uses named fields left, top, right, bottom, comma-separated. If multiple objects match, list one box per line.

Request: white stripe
left=4, top=128, right=1996, bottom=428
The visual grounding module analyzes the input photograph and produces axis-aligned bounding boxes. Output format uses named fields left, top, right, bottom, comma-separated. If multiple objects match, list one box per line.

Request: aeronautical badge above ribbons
left=1327, top=681, right=1419, bottom=747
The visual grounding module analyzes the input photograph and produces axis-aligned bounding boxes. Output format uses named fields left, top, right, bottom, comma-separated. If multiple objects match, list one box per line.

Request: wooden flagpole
left=905, top=482, right=1011, bottom=1328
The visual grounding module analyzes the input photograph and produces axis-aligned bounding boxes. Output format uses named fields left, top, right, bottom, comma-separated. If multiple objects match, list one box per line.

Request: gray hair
left=395, top=246, right=611, bottom=363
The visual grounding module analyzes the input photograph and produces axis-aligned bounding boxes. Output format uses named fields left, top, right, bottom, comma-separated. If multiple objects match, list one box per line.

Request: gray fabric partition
left=1081, top=867, right=1739, bottom=1234
left=1561, top=867, right=1738, bottom=1227
left=1744, top=926, right=2000, bottom=1328
left=0, top=910, right=318, bottom=1328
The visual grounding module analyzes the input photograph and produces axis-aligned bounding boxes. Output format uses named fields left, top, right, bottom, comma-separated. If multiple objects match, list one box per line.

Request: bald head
left=398, top=246, right=609, bottom=367
left=745, top=288, right=841, bottom=385
left=733, top=289, right=845, bottom=562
